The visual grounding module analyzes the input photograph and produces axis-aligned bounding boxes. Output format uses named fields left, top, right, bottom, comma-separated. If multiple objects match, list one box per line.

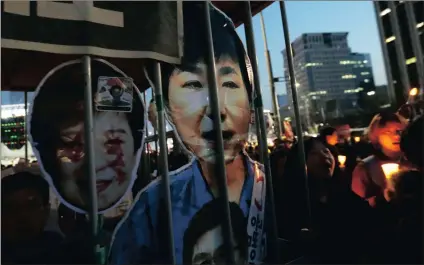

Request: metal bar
left=279, top=1, right=312, bottom=229
left=373, top=2, right=397, bottom=106
left=405, top=2, right=424, bottom=100
left=153, top=62, right=176, bottom=265
left=244, top=2, right=279, bottom=262
left=260, top=12, right=282, bottom=139
left=151, top=89, right=159, bottom=158
left=82, top=55, right=100, bottom=264
left=24, top=91, right=28, bottom=163
left=202, top=2, right=236, bottom=264
left=388, top=1, right=411, bottom=101
left=255, top=108, right=262, bottom=155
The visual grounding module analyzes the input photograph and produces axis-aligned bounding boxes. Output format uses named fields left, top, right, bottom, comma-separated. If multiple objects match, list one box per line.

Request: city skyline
left=236, top=1, right=387, bottom=110
left=2, top=1, right=386, bottom=112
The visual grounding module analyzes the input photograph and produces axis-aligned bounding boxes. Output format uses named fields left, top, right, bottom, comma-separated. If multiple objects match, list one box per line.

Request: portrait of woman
left=109, top=3, right=269, bottom=264
left=29, top=59, right=145, bottom=213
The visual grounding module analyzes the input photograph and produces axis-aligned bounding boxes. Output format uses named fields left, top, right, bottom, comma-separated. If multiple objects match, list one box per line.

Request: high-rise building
left=282, top=32, right=374, bottom=126
left=374, top=1, right=424, bottom=106
left=350, top=52, right=374, bottom=87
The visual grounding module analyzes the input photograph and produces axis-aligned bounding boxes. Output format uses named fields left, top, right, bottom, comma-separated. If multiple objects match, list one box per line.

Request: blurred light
left=367, top=91, right=375, bottom=96
left=385, top=36, right=396, bottom=43
left=338, top=155, right=347, bottom=168
left=354, top=136, right=360, bottom=143
left=381, top=163, right=399, bottom=189
left=409, top=87, right=418, bottom=96
left=406, top=57, right=417, bottom=65
left=380, top=8, right=391, bottom=17
left=417, top=22, right=424, bottom=29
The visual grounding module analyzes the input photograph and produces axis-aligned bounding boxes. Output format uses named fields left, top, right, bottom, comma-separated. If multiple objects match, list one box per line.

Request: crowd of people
left=2, top=110, right=423, bottom=264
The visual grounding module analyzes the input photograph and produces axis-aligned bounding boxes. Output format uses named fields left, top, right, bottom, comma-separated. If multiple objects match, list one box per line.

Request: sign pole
left=260, top=12, right=282, bottom=138
left=244, top=1, right=279, bottom=262
left=24, top=91, right=28, bottom=163
left=203, top=2, right=236, bottom=264
left=279, top=1, right=312, bottom=230
left=82, top=55, right=102, bottom=264
left=153, top=62, right=176, bottom=265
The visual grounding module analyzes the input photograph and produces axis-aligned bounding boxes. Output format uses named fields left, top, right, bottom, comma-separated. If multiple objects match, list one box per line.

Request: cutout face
left=29, top=59, right=145, bottom=213
left=167, top=56, right=251, bottom=164
left=183, top=200, right=248, bottom=265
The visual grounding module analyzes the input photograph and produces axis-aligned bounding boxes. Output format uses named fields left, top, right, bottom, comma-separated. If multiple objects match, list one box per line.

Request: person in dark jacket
left=277, top=137, right=376, bottom=264
left=400, top=115, right=423, bottom=171
left=372, top=170, right=423, bottom=264
left=2, top=172, right=64, bottom=264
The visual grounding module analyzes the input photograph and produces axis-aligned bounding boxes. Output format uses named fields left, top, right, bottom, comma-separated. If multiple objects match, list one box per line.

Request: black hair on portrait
left=30, top=60, right=145, bottom=206
left=146, top=2, right=253, bottom=109
left=182, top=199, right=248, bottom=264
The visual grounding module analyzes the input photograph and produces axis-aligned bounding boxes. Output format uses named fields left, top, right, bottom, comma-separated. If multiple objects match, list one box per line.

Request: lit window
left=363, top=60, right=368, bottom=63
left=360, top=72, right=370, bottom=75
left=417, top=22, right=424, bottom=29
left=380, top=8, right=391, bottom=17
left=341, top=74, right=356, bottom=79
left=385, top=36, right=396, bottom=43
left=364, top=79, right=369, bottom=83
left=406, top=57, right=417, bottom=65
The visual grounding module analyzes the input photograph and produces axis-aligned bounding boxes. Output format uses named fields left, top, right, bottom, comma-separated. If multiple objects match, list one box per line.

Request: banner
left=109, top=3, right=268, bottom=264
left=1, top=1, right=183, bottom=63
left=28, top=59, right=146, bottom=213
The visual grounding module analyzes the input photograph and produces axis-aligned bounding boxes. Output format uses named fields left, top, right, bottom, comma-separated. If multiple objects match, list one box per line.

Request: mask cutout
left=29, top=59, right=146, bottom=213
left=145, top=5, right=253, bottom=165
left=109, top=3, right=267, bottom=265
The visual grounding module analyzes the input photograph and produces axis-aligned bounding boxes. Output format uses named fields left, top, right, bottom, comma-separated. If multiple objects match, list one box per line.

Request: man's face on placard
left=191, top=225, right=245, bottom=265
left=167, top=56, right=250, bottom=164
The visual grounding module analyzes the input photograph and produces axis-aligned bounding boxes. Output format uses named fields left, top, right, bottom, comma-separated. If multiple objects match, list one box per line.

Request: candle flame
left=338, top=155, right=347, bottom=166
left=381, top=163, right=399, bottom=179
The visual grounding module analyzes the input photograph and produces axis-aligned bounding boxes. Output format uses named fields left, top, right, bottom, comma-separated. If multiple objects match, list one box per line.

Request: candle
left=354, top=136, right=360, bottom=143
left=381, top=163, right=400, bottom=190
left=338, top=155, right=347, bottom=168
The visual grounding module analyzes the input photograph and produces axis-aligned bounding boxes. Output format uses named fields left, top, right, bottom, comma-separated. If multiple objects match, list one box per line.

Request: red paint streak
left=96, top=131, right=127, bottom=185
left=256, top=175, right=264, bottom=183
left=254, top=199, right=263, bottom=211
left=60, top=130, right=127, bottom=185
